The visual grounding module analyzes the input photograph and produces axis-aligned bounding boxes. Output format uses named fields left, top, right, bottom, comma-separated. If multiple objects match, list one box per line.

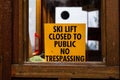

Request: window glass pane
left=28, top=0, right=102, bottom=62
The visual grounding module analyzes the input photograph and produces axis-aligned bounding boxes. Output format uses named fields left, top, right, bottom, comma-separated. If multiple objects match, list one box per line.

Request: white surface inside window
left=87, top=40, right=99, bottom=50
left=88, top=10, right=99, bottom=28
left=29, top=0, right=36, bottom=51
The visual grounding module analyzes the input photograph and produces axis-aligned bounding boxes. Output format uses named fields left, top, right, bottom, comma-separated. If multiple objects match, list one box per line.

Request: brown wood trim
left=106, top=0, right=119, bottom=66
left=0, top=0, right=3, bottom=79
left=11, top=63, right=119, bottom=79
left=18, top=0, right=24, bottom=64
left=12, top=78, right=58, bottom=80
left=101, top=0, right=107, bottom=65
left=0, top=63, right=2, bottom=80
left=13, top=0, right=29, bottom=63
left=23, top=0, right=29, bottom=62
left=0, top=0, right=12, bottom=80
left=13, top=0, right=19, bottom=64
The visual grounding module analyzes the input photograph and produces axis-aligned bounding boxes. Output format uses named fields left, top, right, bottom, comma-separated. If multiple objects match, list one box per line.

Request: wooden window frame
left=11, top=0, right=119, bottom=79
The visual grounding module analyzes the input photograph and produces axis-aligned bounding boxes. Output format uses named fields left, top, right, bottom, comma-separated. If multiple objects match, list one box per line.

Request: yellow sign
left=44, top=24, right=86, bottom=62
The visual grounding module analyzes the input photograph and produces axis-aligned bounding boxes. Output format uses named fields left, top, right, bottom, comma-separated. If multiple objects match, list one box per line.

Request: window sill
left=11, top=62, right=119, bottom=79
